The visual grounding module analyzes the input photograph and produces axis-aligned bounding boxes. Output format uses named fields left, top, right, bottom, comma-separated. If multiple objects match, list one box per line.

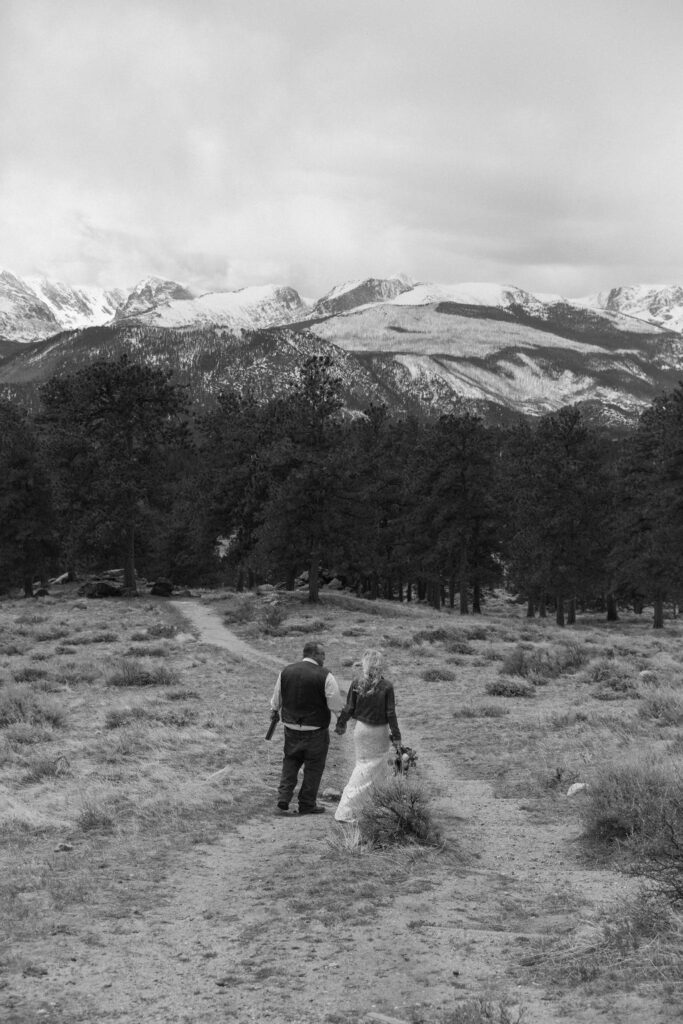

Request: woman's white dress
left=334, top=720, right=391, bottom=822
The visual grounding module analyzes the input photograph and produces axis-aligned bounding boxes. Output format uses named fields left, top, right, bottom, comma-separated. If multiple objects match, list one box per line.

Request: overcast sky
left=2, top=0, right=683, bottom=299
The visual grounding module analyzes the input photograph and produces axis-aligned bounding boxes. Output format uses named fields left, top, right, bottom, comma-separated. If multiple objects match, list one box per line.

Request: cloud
left=2, top=0, right=683, bottom=297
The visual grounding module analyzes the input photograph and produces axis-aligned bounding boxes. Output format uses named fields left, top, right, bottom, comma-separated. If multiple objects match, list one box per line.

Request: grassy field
left=1, top=585, right=681, bottom=1024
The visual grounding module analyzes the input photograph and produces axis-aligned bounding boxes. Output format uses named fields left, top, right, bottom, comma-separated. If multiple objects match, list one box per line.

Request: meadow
left=0, top=585, right=681, bottom=1024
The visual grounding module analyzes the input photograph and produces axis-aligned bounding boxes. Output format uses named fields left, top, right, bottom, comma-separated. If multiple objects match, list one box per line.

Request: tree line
left=1, top=353, right=682, bottom=627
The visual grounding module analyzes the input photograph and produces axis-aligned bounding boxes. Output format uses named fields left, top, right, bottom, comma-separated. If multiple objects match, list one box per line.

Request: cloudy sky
left=2, top=0, right=683, bottom=299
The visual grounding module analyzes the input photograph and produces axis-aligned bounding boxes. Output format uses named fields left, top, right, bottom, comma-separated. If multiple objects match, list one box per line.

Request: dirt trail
left=173, top=599, right=284, bottom=668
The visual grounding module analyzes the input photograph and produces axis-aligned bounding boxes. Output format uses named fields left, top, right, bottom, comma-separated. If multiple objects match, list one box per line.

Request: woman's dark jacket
left=336, top=676, right=401, bottom=741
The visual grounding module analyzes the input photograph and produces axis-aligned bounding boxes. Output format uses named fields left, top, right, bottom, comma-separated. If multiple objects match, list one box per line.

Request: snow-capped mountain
left=312, top=276, right=413, bottom=317
left=0, top=269, right=125, bottom=343
left=127, top=284, right=309, bottom=332
left=577, top=284, right=683, bottom=334
left=113, top=277, right=195, bottom=320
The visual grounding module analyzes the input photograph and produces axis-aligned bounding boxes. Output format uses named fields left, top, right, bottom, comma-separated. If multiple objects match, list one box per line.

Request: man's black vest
left=280, top=660, right=330, bottom=729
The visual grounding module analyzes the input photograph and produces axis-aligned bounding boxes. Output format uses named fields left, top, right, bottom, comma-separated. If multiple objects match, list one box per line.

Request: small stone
left=54, top=842, right=73, bottom=852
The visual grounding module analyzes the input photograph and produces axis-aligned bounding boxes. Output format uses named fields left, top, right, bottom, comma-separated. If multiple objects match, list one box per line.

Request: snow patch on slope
left=133, top=284, right=307, bottom=331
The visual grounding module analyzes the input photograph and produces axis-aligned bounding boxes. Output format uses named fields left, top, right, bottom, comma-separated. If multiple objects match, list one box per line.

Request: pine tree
left=0, top=401, right=57, bottom=595
left=38, top=356, right=188, bottom=592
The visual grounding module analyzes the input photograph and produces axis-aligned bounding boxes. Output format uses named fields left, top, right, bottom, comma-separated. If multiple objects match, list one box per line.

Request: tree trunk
left=526, top=596, right=535, bottom=618
left=397, top=581, right=404, bottom=603
left=236, top=569, right=244, bottom=592
left=308, top=557, right=319, bottom=603
left=539, top=593, right=547, bottom=618
left=448, top=576, right=456, bottom=609
left=370, top=572, right=379, bottom=600
left=285, top=566, right=296, bottom=591
left=459, top=546, right=469, bottom=615
left=472, top=579, right=482, bottom=614
left=653, top=595, right=664, bottom=629
left=556, top=594, right=565, bottom=627
left=406, top=581, right=412, bottom=602
left=606, top=592, right=619, bottom=622
left=23, top=576, right=34, bottom=598
left=123, top=521, right=137, bottom=593
left=567, top=597, right=576, bottom=625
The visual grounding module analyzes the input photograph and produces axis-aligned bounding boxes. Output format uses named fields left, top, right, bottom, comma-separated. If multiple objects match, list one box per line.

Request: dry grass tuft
left=0, top=685, right=65, bottom=728
left=417, top=999, right=527, bottom=1024
left=22, top=753, right=71, bottom=783
left=639, top=687, right=683, bottom=726
left=107, top=660, right=179, bottom=688
left=453, top=704, right=510, bottom=719
left=523, top=891, right=682, bottom=994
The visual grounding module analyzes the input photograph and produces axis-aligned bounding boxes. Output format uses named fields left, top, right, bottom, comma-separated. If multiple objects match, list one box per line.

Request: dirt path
left=173, top=599, right=284, bottom=668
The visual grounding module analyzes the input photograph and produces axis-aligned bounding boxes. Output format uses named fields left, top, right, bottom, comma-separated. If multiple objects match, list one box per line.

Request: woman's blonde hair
left=356, top=648, right=386, bottom=694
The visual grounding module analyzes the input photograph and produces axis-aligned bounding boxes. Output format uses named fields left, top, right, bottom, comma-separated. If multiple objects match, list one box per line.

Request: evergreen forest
left=2, top=353, right=682, bottom=628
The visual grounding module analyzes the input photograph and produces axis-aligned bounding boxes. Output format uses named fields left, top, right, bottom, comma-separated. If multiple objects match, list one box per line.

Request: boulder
left=78, top=580, right=124, bottom=598
left=150, top=577, right=174, bottom=597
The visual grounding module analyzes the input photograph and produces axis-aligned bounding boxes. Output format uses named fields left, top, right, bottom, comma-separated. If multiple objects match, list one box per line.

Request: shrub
left=67, top=632, right=118, bottom=645
left=581, top=756, right=683, bottom=901
left=413, top=628, right=451, bottom=644
left=356, top=777, right=442, bottom=848
left=445, top=639, right=475, bottom=655
left=421, top=667, right=456, bottom=682
left=107, top=661, right=179, bottom=688
left=124, top=644, right=169, bottom=658
left=261, top=602, right=285, bottom=635
left=54, top=665, right=99, bottom=687
left=579, top=657, right=640, bottom=699
left=500, top=641, right=588, bottom=684
left=0, top=685, right=65, bottom=728
left=105, top=707, right=150, bottom=729
left=221, top=594, right=260, bottom=624
left=146, top=622, right=177, bottom=638
left=11, top=666, right=48, bottom=684
left=465, top=626, right=488, bottom=641
left=3, top=723, right=54, bottom=745
left=639, top=687, right=683, bottom=726
left=0, top=642, right=26, bottom=656
left=485, top=678, right=535, bottom=698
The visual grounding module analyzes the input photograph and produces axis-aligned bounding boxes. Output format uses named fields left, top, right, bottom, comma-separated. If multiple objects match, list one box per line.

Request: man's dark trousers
left=278, top=726, right=330, bottom=811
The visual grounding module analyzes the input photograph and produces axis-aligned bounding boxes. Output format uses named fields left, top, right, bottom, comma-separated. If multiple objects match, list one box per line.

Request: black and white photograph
left=1, top=1, right=682, bottom=1022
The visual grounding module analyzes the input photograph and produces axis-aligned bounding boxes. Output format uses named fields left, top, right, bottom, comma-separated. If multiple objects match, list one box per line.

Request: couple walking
left=269, top=640, right=403, bottom=821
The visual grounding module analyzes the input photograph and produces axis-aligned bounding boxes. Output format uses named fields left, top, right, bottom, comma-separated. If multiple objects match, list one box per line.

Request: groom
left=270, top=640, right=343, bottom=815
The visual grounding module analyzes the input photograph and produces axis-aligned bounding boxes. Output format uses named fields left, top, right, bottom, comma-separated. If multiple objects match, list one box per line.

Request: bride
left=334, top=648, right=403, bottom=823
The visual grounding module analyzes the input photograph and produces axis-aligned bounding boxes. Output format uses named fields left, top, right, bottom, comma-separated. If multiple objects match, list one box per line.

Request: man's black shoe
left=298, top=805, right=326, bottom=815
left=277, top=801, right=289, bottom=812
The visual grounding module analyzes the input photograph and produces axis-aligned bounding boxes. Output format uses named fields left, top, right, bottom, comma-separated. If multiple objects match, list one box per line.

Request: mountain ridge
left=2, top=269, right=683, bottom=427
